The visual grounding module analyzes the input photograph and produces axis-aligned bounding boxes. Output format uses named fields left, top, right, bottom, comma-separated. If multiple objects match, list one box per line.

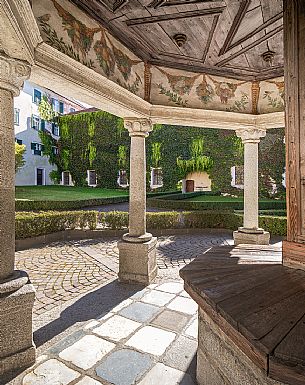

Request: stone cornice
left=0, top=0, right=42, bottom=63
left=33, top=43, right=151, bottom=118
left=235, top=127, right=267, bottom=143
left=124, top=118, right=153, bottom=137
left=0, top=52, right=30, bottom=95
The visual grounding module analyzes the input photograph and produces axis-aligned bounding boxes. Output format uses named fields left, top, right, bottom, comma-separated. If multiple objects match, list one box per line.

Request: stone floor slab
left=93, top=315, right=141, bottom=341
left=126, top=326, right=176, bottom=356
left=150, top=310, right=191, bottom=333
left=111, top=298, right=133, bottom=312
left=141, top=290, right=176, bottom=307
left=59, top=335, right=115, bottom=370
left=137, top=363, right=195, bottom=385
left=76, top=376, right=105, bottom=385
left=163, top=335, right=197, bottom=373
left=167, top=297, right=198, bottom=315
left=155, top=282, right=184, bottom=294
left=96, top=349, right=152, bottom=385
left=119, top=302, right=160, bottom=323
left=22, top=359, right=80, bottom=385
left=184, top=318, right=198, bottom=339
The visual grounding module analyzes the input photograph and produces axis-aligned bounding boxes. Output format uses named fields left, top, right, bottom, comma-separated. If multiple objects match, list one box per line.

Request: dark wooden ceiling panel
left=69, top=0, right=284, bottom=80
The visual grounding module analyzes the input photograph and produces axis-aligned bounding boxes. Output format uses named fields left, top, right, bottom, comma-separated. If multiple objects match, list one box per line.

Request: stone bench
left=180, top=244, right=305, bottom=385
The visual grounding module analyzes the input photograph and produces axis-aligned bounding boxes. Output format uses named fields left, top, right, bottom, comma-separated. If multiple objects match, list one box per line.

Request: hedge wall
left=15, top=210, right=287, bottom=239
left=39, top=111, right=285, bottom=198
left=147, top=195, right=286, bottom=211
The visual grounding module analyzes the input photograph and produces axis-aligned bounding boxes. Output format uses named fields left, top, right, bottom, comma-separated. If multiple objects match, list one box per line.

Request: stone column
left=233, top=128, right=270, bottom=245
left=118, top=118, right=157, bottom=285
left=0, top=52, right=36, bottom=376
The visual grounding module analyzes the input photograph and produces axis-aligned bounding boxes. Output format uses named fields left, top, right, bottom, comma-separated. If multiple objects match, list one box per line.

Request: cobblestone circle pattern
left=16, top=234, right=231, bottom=316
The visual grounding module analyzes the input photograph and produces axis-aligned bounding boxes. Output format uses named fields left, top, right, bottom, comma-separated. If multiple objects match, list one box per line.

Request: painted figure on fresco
left=94, top=29, right=116, bottom=77
left=196, top=75, right=215, bottom=104
left=209, top=77, right=245, bottom=104
left=51, top=0, right=100, bottom=59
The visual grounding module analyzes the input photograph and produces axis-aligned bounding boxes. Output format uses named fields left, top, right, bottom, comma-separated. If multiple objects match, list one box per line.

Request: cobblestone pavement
left=16, top=233, right=232, bottom=316
left=21, top=281, right=198, bottom=385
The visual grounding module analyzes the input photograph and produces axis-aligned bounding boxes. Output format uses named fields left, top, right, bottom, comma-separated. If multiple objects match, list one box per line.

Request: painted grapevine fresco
left=150, top=66, right=253, bottom=113
left=34, top=0, right=145, bottom=98
left=258, top=78, right=285, bottom=113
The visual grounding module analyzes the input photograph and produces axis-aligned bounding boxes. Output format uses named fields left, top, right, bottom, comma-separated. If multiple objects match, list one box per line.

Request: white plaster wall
left=186, top=171, right=211, bottom=191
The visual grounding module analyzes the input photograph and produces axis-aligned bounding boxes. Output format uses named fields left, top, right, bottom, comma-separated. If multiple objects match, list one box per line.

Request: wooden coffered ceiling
left=68, top=0, right=283, bottom=80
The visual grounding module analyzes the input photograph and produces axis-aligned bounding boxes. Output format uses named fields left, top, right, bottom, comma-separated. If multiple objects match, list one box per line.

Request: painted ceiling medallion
left=261, top=50, right=276, bottom=66
left=173, top=33, right=187, bottom=47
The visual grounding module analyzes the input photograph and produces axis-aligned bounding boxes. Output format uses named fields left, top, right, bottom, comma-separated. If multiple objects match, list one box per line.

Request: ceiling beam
left=227, top=12, right=283, bottom=53
left=219, top=0, right=251, bottom=56
left=126, top=6, right=225, bottom=26
left=216, top=25, right=283, bottom=67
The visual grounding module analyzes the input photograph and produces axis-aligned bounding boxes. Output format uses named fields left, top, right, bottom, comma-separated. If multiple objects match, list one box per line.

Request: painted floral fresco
left=258, top=78, right=285, bottom=113
left=33, top=0, right=144, bottom=98
left=150, top=66, right=252, bottom=113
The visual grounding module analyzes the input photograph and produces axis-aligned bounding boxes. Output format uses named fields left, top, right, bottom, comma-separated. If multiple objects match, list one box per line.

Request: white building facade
left=14, top=81, right=85, bottom=185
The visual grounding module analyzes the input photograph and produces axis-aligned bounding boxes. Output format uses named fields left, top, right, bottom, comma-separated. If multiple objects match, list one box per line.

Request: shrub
left=15, top=210, right=287, bottom=239
left=15, top=210, right=98, bottom=239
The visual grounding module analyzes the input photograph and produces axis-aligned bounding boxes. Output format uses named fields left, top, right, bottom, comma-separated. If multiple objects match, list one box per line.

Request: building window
left=52, top=98, right=60, bottom=113
left=59, top=101, right=64, bottom=114
left=87, top=170, right=97, bottom=186
left=231, top=165, right=244, bottom=189
left=52, top=123, right=60, bottom=136
left=69, top=107, right=76, bottom=113
left=33, top=89, right=42, bottom=105
left=52, top=146, right=59, bottom=155
left=15, top=138, right=22, bottom=145
left=31, top=142, right=44, bottom=156
left=62, top=171, right=72, bottom=186
left=31, top=115, right=40, bottom=130
left=40, top=119, right=46, bottom=131
left=14, top=108, right=20, bottom=125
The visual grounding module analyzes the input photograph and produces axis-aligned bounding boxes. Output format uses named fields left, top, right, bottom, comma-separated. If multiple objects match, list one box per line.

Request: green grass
left=15, top=186, right=129, bottom=201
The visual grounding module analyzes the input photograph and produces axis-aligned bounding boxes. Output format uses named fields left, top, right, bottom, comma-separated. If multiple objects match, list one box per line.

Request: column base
left=0, top=273, right=36, bottom=376
left=233, top=229, right=270, bottom=245
left=118, top=237, right=158, bottom=285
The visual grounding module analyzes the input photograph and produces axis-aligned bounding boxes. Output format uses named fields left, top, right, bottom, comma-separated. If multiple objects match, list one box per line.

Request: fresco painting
left=34, top=0, right=145, bottom=98
left=258, top=78, right=285, bottom=113
left=151, top=66, right=252, bottom=113
left=33, top=0, right=284, bottom=114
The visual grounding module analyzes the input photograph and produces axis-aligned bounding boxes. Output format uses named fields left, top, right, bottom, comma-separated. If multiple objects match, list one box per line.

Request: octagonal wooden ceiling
left=68, top=0, right=283, bottom=80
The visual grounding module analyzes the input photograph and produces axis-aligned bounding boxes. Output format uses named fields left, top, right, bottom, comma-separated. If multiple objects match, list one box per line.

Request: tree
left=15, top=143, right=26, bottom=173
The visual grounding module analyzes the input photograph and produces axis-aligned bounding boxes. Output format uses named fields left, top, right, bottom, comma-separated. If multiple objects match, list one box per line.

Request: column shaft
left=243, top=142, right=259, bottom=229
left=0, top=89, right=15, bottom=281
left=129, top=135, right=146, bottom=237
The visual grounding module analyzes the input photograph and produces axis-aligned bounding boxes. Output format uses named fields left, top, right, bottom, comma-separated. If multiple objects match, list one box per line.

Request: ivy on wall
left=41, top=110, right=285, bottom=197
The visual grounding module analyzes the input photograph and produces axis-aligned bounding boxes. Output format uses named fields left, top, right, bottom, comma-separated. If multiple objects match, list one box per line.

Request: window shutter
left=40, top=119, right=45, bottom=131
left=31, top=142, right=36, bottom=150
left=59, top=102, right=64, bottom=114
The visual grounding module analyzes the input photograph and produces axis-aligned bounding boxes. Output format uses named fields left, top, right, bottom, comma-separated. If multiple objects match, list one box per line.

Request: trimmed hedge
left=16, top=211, right=98, bottom=239
left=148, top=195, right=286, bottom=211
left=15, top=210, right=287, bottom=239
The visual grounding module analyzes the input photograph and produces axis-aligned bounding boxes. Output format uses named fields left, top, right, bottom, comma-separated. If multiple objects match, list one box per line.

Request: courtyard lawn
left=15, top=186, right=129, bottom=201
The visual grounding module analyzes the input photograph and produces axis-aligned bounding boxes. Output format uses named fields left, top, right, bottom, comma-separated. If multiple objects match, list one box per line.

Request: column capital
left=124, top=118, right=153, bottom=137
left=0, top=52, right=31, bottom=96
left=235, top=127, right=266, bottom=144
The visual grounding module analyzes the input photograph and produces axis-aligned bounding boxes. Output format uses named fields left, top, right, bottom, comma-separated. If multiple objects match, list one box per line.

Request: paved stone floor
left=21, top=281, right=198, bottom=385
left=16, top=233, right=232, bottom=317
